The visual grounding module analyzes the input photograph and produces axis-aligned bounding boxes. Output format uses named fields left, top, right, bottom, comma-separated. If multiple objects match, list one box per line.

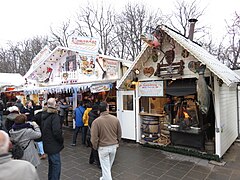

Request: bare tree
left=168, top=0, right=206, bottom=39
left=223, top=12, right=240, bottom=69
left=50, top=19, right=75, bottom=47
left=114, top=3, right=165, bottom=60
left=75, top=4, right=116, bottom=55
left=0, top=36, right=48, bottom=75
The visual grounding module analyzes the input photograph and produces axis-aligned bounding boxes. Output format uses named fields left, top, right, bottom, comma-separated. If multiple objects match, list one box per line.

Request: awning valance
left=23, top=81, right=115, bottom=95
left=24, top=83, right=92, bottom=95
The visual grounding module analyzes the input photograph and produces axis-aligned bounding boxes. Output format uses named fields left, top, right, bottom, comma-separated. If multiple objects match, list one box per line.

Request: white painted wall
left=238, top=86, right=240, bottom=136
left=215, top=77, right=238, bottom=157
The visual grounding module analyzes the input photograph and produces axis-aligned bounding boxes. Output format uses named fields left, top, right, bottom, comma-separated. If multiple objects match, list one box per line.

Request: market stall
left=23, top=36, right=131, bottom=126
left=116, top=24, right=240, bottom=159
left=0, top=73, right=26, bottom=106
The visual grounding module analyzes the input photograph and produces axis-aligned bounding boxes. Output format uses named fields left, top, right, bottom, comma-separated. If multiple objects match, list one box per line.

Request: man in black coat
left=32, top=102, right=48, bottom=160
left=42, top=98, right=64, bottom=180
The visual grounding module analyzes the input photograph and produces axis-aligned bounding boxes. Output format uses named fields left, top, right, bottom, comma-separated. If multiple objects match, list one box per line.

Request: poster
left=79, top=55, right=96, bottom=76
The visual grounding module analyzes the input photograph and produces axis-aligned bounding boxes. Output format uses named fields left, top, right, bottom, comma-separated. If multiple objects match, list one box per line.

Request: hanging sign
left=90, top=84, right=111, bottom=93
left=68, top=36, right=99, bottom=53
left=104, top=59, right=118, bottom=79
left=138, top=81, right=164, bottom=97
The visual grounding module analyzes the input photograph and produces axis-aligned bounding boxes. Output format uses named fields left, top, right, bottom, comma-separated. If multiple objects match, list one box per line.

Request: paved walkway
left=37, top=128, right=240, bottom=180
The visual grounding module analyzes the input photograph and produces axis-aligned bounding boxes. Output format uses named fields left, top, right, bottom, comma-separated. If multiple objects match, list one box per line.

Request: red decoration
left=47, top=67, right=53, bottom=73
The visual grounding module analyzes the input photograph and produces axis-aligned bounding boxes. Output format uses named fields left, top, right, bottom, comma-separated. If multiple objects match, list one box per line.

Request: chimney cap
left=188, top=19, right=198, bottom=23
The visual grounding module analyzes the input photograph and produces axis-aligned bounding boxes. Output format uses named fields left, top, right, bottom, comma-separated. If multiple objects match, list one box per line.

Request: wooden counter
left=139, top=112, right=165, bottom=117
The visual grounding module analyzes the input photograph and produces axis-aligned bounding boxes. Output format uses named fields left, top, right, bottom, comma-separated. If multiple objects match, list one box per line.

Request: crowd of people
left=0, top=96, right=122, bottom=180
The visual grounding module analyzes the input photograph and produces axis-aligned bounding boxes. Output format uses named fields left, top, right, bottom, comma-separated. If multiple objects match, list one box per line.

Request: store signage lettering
left=90, top=84, right=110, bottom=93
left=138, top=81, right=163, bottom=97
left=68, top=36, right=99, bottom=53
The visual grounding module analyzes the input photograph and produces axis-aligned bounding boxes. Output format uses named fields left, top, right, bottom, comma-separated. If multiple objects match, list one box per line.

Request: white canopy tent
left=0, top=73, right=25, bottom=88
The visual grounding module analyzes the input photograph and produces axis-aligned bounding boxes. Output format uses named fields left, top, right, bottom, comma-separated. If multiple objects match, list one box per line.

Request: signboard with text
left=138, top=81, right=164, bottom=97
left=90, top=83, right=111, bottom=93
left=68, top=36, right=99, bottom=53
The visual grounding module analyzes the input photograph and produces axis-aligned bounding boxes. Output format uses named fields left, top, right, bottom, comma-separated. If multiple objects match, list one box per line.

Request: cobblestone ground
left=37, top=128, right=240, bottom=180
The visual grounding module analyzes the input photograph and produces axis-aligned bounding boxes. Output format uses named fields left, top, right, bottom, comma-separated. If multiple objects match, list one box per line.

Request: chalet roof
left=162, top=25, right=240, bottom=87
left=24, top=46, right=132, bottom=80
left=117, top=26, right=240, bottom=89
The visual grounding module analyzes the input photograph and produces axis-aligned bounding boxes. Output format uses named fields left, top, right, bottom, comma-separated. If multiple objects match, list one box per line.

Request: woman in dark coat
left=87, top=104, right=100, bottom=168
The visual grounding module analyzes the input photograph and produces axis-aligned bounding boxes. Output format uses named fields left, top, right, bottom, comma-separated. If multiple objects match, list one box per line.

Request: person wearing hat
left=4, top=106, right=20, bottom=133
left=41, top=98, right=64, bottom=180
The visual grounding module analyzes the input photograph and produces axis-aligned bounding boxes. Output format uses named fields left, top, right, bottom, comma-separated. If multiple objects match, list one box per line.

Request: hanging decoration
left=188, top=61, right=201, bottom=73
left=181, top=49, right=190, bottom=58
left=143, top=67, right=155, bottom=77
left=154, top=39, right=184, bottom=78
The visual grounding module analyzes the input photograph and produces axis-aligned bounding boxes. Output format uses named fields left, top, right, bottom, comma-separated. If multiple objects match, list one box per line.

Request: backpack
left=11, top=140, right=31, bottom=159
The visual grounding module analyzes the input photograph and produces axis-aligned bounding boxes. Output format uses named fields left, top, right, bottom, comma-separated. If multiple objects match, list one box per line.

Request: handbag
left=11, top=140, right=31, bottom=159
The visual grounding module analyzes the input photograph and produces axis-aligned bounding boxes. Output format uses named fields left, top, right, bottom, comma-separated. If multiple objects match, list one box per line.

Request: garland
left=142, top=143, right=221, bottom=162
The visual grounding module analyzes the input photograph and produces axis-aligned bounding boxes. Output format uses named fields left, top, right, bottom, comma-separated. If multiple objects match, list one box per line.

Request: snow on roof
left=0, top=73, right=25, bottom=87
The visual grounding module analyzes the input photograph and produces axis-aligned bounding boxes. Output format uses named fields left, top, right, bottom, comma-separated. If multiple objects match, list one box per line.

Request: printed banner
left=90, top=84, right=111, bottom=93
left=138, top=81, right=164, bottom=97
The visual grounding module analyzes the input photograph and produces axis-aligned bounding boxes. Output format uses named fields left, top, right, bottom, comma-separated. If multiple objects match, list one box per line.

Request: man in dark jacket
left=32, top=102, right=48, bottom=160
left=88, top=104, right=100, bottom=168
left=42, top=98, right=64, bottom=180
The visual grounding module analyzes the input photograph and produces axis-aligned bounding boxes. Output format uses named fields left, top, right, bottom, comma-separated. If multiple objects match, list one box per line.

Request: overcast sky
left=0, top=0, right=239, bottom=47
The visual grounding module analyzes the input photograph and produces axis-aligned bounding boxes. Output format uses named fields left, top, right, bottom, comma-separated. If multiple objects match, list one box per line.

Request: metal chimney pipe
left=188, top=19, right=198, bottom=40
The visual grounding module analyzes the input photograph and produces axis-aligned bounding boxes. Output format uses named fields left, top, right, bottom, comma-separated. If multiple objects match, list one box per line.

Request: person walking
left=91, top=102, right=122, bottom=180
left=88, top=104, right=100, bottom=168
left=42, top=98, right=64, bottom=180
left=0, top=130, right=39, bottom=180
left=9, top=114, right=41, bottom=168
left=82, top=102, right=92, bottom=146
left=58, top=99, right=69, bottom=126
left=71, top=101, right=85, bottom=146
